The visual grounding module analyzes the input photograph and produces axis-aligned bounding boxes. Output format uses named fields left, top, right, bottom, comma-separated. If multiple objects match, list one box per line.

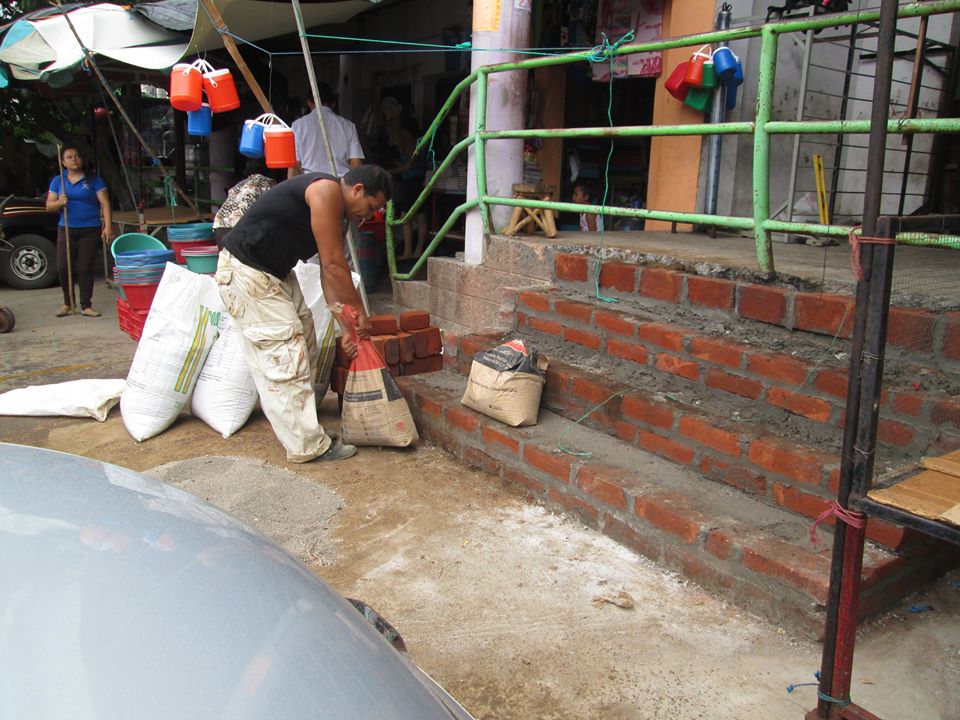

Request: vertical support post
left=290, top=0, right=336, bottom=173
left=475, top=69, right=491, bottom=234
left=704, top=3, right=732, bottom=219
left=752, top=27, right=777, bottom=276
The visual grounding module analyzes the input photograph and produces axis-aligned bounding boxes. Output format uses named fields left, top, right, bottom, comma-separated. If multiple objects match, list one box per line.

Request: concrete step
left=397, top=369, right=959, bottom=637
left=483, top=234, right=556, bottom=282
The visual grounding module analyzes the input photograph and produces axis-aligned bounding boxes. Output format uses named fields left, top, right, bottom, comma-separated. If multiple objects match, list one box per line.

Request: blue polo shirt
left=49, top=173, right=106, bottom=228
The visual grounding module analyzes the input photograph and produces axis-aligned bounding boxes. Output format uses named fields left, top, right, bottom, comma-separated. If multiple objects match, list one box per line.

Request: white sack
left=0, top=379, right=126, bottom=421
left=121, top=263, right=223, bottom=441
left=190, top=313, right=258, bottom=438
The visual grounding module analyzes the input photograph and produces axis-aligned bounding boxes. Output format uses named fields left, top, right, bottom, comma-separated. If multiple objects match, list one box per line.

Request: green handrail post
left=753, top=26, right=777, bottom=276
left=385, top=199, right=397, bottom=279
left=392, top=198, right=479, bottom=281
left=475, top=68, right=491, bottom=235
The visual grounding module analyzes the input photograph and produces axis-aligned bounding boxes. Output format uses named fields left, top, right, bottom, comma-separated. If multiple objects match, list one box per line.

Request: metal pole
left=56, top=146, right=76, bottom=315
left=815, top=0, right=900, bottom=715
left=753, top=27, right=777, bottom=276
left=475, top=69, right=491, bottom=234
left=704, top=3, right=732, bottom=220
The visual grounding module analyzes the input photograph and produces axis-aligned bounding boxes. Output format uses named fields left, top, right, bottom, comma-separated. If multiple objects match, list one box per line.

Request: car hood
left=0, top=443, right=469, bottom=720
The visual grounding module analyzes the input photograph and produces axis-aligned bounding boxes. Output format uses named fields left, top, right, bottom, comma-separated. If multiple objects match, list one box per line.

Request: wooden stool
left=503, top=183, right=558, bottom=239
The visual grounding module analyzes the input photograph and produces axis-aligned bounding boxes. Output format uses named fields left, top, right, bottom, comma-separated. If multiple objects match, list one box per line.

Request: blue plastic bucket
left=239, top=120, right=265, bottom=158
left=713, top=46, right=737, bottom=81
left=115, top=249, right=176, bottom=267
left=187, top=103, right=212, bottom=137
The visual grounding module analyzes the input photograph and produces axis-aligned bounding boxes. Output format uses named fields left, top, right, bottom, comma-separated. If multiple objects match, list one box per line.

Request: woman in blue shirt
left=45, top=146, right=113, bottom=317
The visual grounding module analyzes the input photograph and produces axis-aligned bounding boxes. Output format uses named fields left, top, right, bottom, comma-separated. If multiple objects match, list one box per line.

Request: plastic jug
left=239, top=119, right=265, bottom=158
left=187, top=104, right=212, bottom=137
left=263, top=126, right=297, bottom=169
left=170, top=63, right=202, bottom=111
left=202, top=68, right=240, bottom=113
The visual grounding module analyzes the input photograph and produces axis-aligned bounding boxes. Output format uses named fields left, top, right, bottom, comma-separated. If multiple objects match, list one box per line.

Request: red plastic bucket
left=170, top=63, right=203, bottom=111
left=122, top=282, right=160, bottom=312
left=264, top=127, right=297, bottom=168
left=203, top=69, right=240, bottom=113
left=169, top=239, right=214, bottom=263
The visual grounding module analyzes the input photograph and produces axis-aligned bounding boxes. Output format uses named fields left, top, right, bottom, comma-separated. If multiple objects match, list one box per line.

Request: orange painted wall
left=646, top=0, right=716, bottom=230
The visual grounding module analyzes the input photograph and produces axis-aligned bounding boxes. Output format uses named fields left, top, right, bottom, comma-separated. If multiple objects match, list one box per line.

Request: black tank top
left=223, top=172, right=339, bottom=277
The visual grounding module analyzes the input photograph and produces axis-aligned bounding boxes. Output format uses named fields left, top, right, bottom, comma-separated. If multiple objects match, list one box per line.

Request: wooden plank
left=199, top=0, right=273, bottom=114
left=920, top=456, right=960, bottom=479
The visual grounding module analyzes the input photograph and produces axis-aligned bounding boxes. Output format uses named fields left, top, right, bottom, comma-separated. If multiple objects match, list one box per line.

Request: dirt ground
left=1, top=284, right=959, bottom=719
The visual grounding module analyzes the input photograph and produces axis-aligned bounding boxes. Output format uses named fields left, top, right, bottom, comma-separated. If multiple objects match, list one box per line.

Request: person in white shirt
left=288, top=84, right=364, bottom=178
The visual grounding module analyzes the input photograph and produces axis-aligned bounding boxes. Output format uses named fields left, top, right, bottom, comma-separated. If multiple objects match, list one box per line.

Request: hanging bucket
left=239, top=119, right=265, bottom=158
left=187, top=104, right=212, bottom=137
left=665, top=61, right=691, bottom=101
left=203, top=68, right=240, bottom=113
left=170, top=63, right=202, bottom=111
left=701, top=62, right=717, bottom=90
left=264, top=125, right=297, bottom=169
left=713, top=46, right=738, bottom=81
left=684, top=86, right=712, bottom=113
left=683, top=46, right=711, bottom=87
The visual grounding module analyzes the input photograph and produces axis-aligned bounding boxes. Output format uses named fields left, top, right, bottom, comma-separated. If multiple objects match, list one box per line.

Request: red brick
left=545, top=365, right=573, bottom=394
left=622, top=395, right=674, bottom=429
left=555, top=300, right=594, bottom=324
left=592, top=415, right=638, bottom=443
left=548, top=486, right=599, bottom=525
left=599, top=262, right=636, bottom=292
left=482, top=426, right=520, bottom=455
left=572, top=376, right=623, bottom=406
left=518, top=291, right=551, bottom=313
left=607, top=338, right=649, bottom=365
left=398, top=310, right=430, bottom=331
left=865, top=518, right=912, bottom=550
left=563, top=327, right=602, bottom=350
left=748, top=436, right=823, bottom=485
left=943, top=312, right=960, bottom=361
left=637, top=430, right=696, bottom=465
left=815, top=369, right=849, bottom=399
left=418, top=395, right=442, bottom=419
left=528, top=316, right=564, bottom=336
left=705, top=369, right=763, bottom=400
left=602, top=514, right=662, bottom=561
left=637, top=323, right=686, bottom=351
left=705, top=528, right=735, bottom=560
left=689, top=337, right=744, bottom=369
left=396, top=331, right=415, bottom=364
left=464, top=447, right=500, bottom=476
left=460, top=334, right=498, bottom=359
left=679, top=417, right=741, bottom=457
left=639, top=267, right=682, bottom=303
left=655, top=354, right=700, bottom=381
left=877, top=418, right=915, bottom=447
left=887, top=307, right=935, bottom=352
left=556, top=253, right=589, bottom=282
left=794, top=293, right=854, bottom=338
left=748, top=352, right=809, bottom=387
left=524, top=445, right=574, bottom=482
left=410, top=327, right=442, bottom=358
left=773, top=483, right=831, bottom=521
left=503, top=466, right=546, bottom=496
left=576, top=465, right=628, bottom=510
left=766, top=387, right=833, bottom=422
left=893, top=392, right=923, bottom=417
left=700, top=455, right=766, bottom=495
left=447, top=407, right=480, bottom=433
left=687, top=276, right=735, bottom=309
left=441, top=330, right=459, bottom=358
left=596, top=310, right=637, bottom=337
left=369, top=314, right=398, bottom=335
left=932, top=399, right=960, bottom=428
left=738, top=284, right=787, bottom=325
left=515, top=312, right=526, bottom=329
left=369, top=335, right=399, bottom=365
left=401, top=355, right=443, bottom=376
left=743, top=538, right=830, bottom=604
left=634, top=492, right=703, bottom=544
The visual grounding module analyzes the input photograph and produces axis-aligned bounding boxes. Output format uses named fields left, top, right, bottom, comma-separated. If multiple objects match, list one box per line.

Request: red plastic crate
left=116, top=297, right=148, bottom=341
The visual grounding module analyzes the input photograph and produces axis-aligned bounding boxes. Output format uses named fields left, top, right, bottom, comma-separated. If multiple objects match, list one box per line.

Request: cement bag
left=121, top=263, right=223, bottom=441
left=461, top=339, right=548, bottom=427
left=0, top=379, right=126, bottom=421
left=338, top=304, right=418, bottom=447
left=190, top=312, right=258, bottom=438
left=293, top=262, right=362, bottom=400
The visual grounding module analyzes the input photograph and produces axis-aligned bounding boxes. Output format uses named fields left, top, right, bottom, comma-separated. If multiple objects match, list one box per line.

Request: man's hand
left=355, top=311, right=372, bottom=339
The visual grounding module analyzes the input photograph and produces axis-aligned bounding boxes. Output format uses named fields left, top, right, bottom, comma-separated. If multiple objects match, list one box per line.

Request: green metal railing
left=386, top=0, right=960, bottom=279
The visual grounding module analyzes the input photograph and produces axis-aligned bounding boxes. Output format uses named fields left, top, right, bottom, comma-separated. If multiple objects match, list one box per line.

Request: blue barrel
left=355, top=230, right=382, bottom=292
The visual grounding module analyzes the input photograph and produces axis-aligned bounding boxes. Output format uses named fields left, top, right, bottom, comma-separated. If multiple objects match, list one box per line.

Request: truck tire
left=1, top=233, right=58, bottom=290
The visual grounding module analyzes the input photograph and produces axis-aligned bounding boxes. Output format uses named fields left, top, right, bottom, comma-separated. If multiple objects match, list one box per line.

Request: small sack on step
left=461, top=338, right=548, bottom=427
left=338, top=304, right=418, bottom=447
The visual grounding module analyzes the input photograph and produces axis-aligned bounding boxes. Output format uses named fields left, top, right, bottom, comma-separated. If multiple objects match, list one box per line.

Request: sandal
left=81, top=308, right=101, bottom=318
left=55, top=305, right=71, bottom=317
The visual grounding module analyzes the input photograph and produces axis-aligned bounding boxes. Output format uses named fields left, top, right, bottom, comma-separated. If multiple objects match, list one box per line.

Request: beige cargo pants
left=215, top=249, right=332, bottom=462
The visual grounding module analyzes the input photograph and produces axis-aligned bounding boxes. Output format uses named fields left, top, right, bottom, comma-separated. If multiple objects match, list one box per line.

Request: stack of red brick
left=116, top=297, right=149, bottom=342
left=331, top=310, right=443, bottom=394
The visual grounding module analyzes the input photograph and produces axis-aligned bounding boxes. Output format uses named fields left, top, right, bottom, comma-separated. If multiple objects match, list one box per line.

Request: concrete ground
left=1, top=280, right=959, bottom=719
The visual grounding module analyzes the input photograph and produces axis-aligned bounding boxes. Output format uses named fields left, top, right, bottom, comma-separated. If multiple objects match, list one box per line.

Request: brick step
left=448, top=331, right=923, bottom=552
left=511, top=287, right=960, bottom=461
left=396, top=369, right=959, bottom=637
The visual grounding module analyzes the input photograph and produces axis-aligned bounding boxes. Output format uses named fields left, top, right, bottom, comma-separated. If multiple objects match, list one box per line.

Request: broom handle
left=56, top=146, right=76, bottom=314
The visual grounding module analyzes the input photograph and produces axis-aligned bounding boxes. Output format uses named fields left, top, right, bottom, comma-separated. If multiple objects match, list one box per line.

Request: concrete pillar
left=464, top=0, right=531, bottom=265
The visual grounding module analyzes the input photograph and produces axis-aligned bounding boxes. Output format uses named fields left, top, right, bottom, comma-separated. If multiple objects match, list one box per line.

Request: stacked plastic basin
left=114, top=248, right=175, bottom=311
left=181, top=245, right=220, bottom=275
left=167, top=223, right=215, bottom=263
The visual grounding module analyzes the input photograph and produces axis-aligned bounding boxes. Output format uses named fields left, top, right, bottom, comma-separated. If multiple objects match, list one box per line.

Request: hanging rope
left=809, top=499, right=867, bottom=545
left=848, top=226, right=896, bottom=280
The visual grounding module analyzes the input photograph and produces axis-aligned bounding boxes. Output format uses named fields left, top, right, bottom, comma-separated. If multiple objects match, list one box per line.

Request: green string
left=586, top=30, right=635, bottom=304
left=558, top=390, right=627, bottom=457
